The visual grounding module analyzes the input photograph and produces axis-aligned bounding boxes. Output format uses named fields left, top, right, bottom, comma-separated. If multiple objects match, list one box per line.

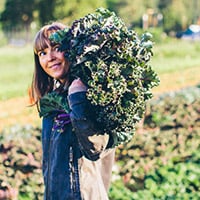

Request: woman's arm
left=68, top=79, right=113, bottom=161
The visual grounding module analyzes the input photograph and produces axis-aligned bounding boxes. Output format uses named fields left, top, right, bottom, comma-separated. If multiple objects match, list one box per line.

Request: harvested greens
left=50, top=7, right=160, bottom=146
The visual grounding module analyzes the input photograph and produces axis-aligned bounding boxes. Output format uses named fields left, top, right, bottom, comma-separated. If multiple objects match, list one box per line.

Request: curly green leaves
left=50, top=8, right=160, bottom=146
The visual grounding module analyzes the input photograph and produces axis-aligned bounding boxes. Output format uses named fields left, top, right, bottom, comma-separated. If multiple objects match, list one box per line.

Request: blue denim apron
left=40, top=91, right=112, bottom=200
left=42, top=114, right=82, bottom=200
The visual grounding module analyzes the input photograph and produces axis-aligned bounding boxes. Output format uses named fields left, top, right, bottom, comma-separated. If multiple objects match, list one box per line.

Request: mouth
left=49, top=63, right=61, bottom=69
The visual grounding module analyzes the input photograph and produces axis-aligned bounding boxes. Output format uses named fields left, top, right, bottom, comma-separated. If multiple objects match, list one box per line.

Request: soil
left=0, top=97, right=40, bottom=131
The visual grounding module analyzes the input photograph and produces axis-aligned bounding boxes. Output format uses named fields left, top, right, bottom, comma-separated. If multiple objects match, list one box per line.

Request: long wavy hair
left=29, top=22, right=66, bottom=106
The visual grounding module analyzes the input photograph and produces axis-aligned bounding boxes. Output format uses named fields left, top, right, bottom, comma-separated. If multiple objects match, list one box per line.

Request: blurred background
left=0, top=0, right=199, bottom=199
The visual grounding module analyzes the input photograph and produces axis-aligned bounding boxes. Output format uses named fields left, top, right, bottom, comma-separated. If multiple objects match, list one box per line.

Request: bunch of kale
left=50, top=8, right=160, bottom=146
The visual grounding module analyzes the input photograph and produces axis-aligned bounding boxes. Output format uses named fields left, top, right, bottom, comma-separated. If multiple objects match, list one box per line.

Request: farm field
left=0, top=37, right=200, bottom=199
left=0, top=39, right=199, bottom=131
left=0, top=65, right=199, bottom=131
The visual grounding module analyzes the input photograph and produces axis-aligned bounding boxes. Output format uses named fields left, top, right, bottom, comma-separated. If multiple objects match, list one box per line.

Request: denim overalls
left=41, top=91, right=113, bottom=200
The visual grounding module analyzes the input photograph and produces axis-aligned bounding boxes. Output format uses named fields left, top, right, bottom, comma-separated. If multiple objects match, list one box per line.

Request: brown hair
left=29, top=22, right=66, bottom=106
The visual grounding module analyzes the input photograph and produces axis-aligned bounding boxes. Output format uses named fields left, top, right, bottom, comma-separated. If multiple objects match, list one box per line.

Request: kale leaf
left=50, top=7, right=160, bottom=146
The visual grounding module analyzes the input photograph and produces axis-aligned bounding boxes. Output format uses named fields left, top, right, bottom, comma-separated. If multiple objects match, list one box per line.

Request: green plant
left=50, top=7, right=160, bottom=146
left=0, top=86, right=199, bottom=199
left=109, top=180, right=135, bottom=200
left=112, top=86, right=200, bottom=198
left=0, top=125, right=43, bottom=199
left=142, top=160, right=200, bottom=199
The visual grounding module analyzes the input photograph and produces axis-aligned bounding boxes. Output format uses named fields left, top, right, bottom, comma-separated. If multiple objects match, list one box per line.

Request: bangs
left=34, top=31, right=49, bottom=54
left=33, top=23, right=66, bottom=54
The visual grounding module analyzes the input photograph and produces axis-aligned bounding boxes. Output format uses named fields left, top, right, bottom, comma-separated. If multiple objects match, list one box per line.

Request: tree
left=157, top=0, right=196, bottom=33
left=106, top=0, right=159, bottom=28
left=0, top=0, right=35, bottom=41
left=37, top=0, right=57, bottom=25
left=37, top=0, right=107, bottom=26
left=53, top=0, right=107, bottom=25
left=157, top=0, right=172, bottom=10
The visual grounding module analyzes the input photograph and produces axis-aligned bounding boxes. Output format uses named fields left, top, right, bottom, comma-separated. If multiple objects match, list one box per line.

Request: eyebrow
left=37, top=44, right=60, bottom=53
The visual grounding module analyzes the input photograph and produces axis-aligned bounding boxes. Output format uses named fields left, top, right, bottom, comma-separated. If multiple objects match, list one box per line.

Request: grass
left=0, top=37, right=199, bottom=130
left=0, top=0, right=5, bottom=12
left=151, top=38, right=200, bottom=73
left=0, top=38, right=199, bottom=100
left=150, top=38, right=200, bottom=94
left=0, top=45, right=34, bottom=100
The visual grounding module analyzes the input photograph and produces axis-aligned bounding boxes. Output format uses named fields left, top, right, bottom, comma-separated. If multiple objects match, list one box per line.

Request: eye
left=54, top=45, right=60, bottom=52
left=38, top=51, right=46, bottom=57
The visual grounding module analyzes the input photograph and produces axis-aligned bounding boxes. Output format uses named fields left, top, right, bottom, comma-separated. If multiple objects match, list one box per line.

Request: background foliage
left=1, top=86, right=199, bottom=199
left=0, top=0, right=200, bottom=199
left=109, top=86, right=200, bottom=199
left=0, top=0, right=200, bottom=44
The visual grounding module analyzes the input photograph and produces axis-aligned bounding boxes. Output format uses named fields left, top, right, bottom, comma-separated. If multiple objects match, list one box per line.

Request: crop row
left=0, top=85, right=199, bottom=199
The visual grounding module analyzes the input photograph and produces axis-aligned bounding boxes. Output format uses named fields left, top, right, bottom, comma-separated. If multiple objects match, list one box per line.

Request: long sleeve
left=68, top=91, right=113, bottom=161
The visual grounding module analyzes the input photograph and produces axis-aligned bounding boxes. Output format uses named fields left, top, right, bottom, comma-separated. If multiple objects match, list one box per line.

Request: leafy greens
left=50, top=7, right=160, bottom=147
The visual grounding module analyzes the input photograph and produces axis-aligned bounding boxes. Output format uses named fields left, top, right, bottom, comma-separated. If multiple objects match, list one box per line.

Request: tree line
left=0, top=0, right=199, bottom=41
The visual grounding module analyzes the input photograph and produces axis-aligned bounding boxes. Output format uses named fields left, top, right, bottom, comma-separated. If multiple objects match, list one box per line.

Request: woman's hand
left=68, top=78, right=87, bottom=95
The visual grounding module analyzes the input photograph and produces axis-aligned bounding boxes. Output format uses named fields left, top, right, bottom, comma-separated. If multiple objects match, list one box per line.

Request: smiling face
left=33, top=23, right=70, bottom=85
left=37, top=44, right=70, bottom=83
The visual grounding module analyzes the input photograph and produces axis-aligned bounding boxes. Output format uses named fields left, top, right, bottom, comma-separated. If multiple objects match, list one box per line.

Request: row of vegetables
left=0, top=85, right=199, bottom=199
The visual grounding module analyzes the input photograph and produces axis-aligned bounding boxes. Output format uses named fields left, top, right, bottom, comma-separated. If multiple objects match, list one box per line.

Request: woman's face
left=38, top=43, right=69, bottom=83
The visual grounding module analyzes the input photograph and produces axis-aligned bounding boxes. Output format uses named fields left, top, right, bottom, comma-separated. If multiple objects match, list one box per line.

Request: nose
left=47, top=50, right=56, bottom=61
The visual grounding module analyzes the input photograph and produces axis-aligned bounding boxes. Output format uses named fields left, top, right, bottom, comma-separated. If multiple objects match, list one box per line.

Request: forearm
left=68, top=91, right=113, bottom=161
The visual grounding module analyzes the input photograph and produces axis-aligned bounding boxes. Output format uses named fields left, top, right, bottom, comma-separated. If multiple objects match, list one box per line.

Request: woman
left=29, top=22, right=115, bottom=200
